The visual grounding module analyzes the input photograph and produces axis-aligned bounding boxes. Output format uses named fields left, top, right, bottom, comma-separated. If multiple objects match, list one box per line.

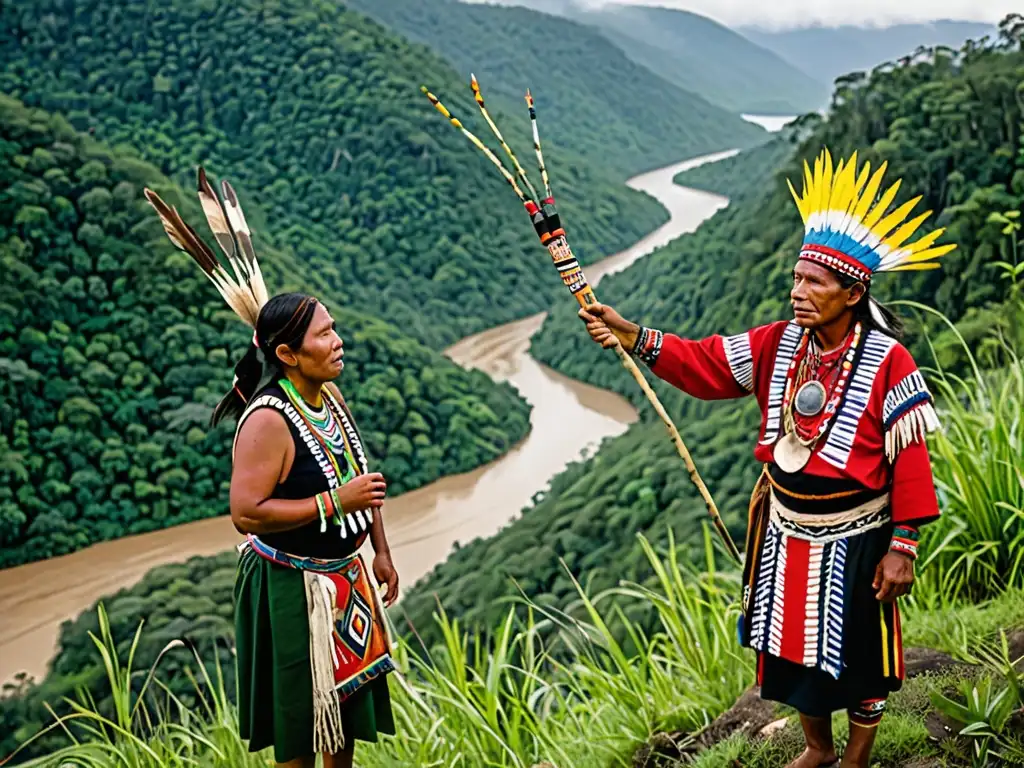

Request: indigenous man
left=580, top=150, right=953, bottom=768
left=145, top=171, right=398, bottom=768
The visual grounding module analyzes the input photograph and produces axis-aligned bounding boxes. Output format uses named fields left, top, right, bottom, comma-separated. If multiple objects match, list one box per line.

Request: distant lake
left=742, top=113, right=799, bottom=132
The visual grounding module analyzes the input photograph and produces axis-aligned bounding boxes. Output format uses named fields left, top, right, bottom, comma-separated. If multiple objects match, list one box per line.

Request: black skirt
left=740, top=467, right=905, bottom=716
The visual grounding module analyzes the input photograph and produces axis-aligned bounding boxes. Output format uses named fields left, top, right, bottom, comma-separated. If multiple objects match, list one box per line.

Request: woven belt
left=239, top=534, right=359, bottom=574
left=769, top=488, right=891, bottom=542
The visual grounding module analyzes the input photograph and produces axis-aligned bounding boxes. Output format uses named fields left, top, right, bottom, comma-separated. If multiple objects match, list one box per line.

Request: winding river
left=0, top=118, right=788, bottom=685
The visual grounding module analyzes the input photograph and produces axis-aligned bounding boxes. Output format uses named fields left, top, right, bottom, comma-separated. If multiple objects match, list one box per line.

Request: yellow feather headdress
left=787, top=148, right=956, bottom=281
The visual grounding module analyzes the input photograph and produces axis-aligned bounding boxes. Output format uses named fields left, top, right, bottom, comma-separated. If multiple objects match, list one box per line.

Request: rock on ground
left=633, top=633, right=1024, bottom=767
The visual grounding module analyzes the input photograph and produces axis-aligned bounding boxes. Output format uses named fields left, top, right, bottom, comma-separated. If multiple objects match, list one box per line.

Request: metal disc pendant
left=794, top=380, right=827, bottom=417
left=774, top=431, right=813, bottom=473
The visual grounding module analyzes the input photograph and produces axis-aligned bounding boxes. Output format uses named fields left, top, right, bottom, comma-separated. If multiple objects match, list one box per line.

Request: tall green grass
left=7, top=605, right=265, bottom=768
left=914, top=215, right=1024, bottom=604
left=7, top=530, right=748, bottom=768
left=893, top=298, right=1024, bottom=608
left=9, top=233, right=1023, bottom=766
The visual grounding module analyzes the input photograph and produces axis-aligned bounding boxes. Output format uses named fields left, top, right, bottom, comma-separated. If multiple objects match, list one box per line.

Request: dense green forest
left=0, top=94, right=531, bottom=567
left=0, top=0, right=672, bottom=352
left=398, top=23, right=1024, bottom=644
left=563, top=3, right=828, bottom=114
left=488, top=0, right=827, bottom=114
left=673, top=134, right=798, bottom=199
left=346, top=0, right=768, bottom=177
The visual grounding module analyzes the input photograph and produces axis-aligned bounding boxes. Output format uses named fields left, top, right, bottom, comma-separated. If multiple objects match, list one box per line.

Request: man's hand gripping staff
left=421, top=77, right=742, bottom=565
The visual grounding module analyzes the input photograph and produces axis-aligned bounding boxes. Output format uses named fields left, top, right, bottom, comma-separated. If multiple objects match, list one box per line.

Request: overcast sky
left=514, top=1, right=1014, bottom=30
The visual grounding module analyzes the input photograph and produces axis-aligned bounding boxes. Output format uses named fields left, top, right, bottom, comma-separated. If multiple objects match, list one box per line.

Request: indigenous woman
left=145, top=171, right=398, bottom=768
left=579, top=150, right=954, bottom=768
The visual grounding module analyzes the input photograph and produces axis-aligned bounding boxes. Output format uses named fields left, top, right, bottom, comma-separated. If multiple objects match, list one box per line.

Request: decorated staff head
left=786, top=149, right=957, bottom=336
left=421, top=77, right=597, bottom=309
left=144, top=170, right=334, bottom=426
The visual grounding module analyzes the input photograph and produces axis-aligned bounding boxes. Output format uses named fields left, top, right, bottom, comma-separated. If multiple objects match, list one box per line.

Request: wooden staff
left=421, top=80, right=742, bottom=564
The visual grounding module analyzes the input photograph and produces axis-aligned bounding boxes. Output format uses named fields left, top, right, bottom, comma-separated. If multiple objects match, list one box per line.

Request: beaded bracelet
left=632, top=326, right=664, bottom=367
left=315, top=489, right=341, bottom=533
left=890, top=525, right=919, bottom=560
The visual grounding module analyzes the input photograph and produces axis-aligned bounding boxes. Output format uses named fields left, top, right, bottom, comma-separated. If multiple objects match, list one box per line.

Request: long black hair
left=836, top=272, right=904, bottom=341
left=212, top=293, right=319, bottom=426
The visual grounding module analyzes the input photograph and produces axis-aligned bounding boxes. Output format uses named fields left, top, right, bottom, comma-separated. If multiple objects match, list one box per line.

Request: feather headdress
left=144, top=168, right=270, bottom=327
left=788, top=148, right=957, bottom=282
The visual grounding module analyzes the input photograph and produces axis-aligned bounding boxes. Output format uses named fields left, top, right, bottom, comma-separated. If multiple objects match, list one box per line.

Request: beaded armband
left=890, top=525, right=919, bottom=560
left=632, top=327, right=663, bottom=367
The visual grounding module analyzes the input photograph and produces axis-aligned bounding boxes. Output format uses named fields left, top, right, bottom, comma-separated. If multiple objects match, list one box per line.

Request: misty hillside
left=568, top=3, right=829, bottom=114
left=347, top=0, right=767, bottom=177
left=464, top=0, right=828, bottom=114
left=740, top=20, right=995, bottom=85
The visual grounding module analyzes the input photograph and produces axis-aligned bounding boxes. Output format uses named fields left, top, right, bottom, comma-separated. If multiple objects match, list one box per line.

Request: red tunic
left=639, top=320, right=940, bottom=526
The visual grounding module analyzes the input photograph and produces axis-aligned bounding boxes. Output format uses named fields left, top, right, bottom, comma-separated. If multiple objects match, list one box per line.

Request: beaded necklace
left=791, top=327, right=859, bottom=440
left=775, top=322, right=862, bottom=472
left=280, top=379, right=357, bottom=485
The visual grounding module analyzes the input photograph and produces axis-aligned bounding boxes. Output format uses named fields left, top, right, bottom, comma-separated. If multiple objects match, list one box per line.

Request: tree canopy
left=346, top=0, right=768, bottom=177
left=0, top=0, right=672, bottom=351
left=0, top=94, right=530, bottom=567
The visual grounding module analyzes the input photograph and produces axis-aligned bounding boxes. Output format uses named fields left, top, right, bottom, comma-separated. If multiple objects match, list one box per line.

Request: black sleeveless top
left=236, top=382, right=367, bottom=559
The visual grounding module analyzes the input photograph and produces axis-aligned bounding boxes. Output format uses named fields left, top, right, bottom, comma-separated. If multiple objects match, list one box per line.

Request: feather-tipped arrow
left=422, top=78, right=741, bottom=565
left=221, top=179, right=268, bottom=307
left=144, top=167, right=269, bottom=328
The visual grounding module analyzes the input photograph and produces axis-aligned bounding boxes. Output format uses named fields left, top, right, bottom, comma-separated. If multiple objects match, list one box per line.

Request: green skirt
left=234, top=547, right=396, bottom=762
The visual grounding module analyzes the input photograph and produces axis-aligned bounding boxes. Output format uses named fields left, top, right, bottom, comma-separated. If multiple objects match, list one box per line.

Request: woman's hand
left=336, top=472, right=387, bottom=513
left=373, top=551, right=400, bottom=607
left=578, top=303, right=640, bottom=350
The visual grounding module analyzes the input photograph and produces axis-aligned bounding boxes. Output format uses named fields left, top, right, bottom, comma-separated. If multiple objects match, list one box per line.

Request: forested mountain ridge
left=741, top=20, right=996, bottom=86
left=397, top=25, right=1024, bottom=645
left=345, top=0, right=768, bottom=177
left=0, top=0, right=670, bottom=352
left=0, top=93, right=530, bottom=568
left=566, top=3, right=829, bottom=114
left=455, top=0, right=828, bottom=114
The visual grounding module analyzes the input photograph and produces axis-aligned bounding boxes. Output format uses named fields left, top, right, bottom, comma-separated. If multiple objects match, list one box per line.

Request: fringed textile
left=306, top=572, right=346, bottom=753
left=884, top=402, right=940, bottom=463
left=882, top=370, right=940, bottom=462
